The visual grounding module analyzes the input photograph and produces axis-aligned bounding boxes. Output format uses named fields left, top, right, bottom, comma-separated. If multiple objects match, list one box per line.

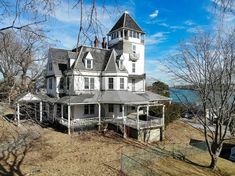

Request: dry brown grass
left=1, top=117, right=235, bottom=176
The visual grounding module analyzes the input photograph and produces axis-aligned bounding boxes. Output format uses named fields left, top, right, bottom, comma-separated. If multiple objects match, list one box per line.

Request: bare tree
left=167, top=28, right=235, bottom=170
left=0, top=0, right=56, bottom=35
left=166, top=0, right=234, bottom=169
left=0, top=30, right=47, bottom=102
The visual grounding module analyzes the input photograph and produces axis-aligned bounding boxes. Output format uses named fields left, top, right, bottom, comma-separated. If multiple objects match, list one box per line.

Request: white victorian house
left=15, top=12, right=171, bottom=142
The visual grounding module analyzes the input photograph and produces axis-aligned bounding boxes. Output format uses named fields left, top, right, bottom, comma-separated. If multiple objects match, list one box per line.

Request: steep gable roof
left=47, top=48, right=68, bottom=76
left=104, top=50, right=127, bottom=73
left=73, top=46, right=111, bottom=71
left=108, top=12, right=144, bottom=34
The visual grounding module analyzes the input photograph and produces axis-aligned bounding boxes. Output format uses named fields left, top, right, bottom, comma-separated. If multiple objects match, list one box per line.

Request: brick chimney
left=94, top=36, right=99, bottom=48
left=102, top=37, right=107, bottom=49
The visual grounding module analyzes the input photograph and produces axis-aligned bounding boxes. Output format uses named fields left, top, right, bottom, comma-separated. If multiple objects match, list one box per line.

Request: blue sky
left=2, top=0, right=234, bottom=85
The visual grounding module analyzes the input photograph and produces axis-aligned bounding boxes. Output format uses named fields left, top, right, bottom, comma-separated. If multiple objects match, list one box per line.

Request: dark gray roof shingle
left=73, top=46, right=111, bottom=71
left=47, top=48, right=68, bottom=76
left=104, top=50, right=127, bottom=73
left=108, top=12, right=144, bottom=34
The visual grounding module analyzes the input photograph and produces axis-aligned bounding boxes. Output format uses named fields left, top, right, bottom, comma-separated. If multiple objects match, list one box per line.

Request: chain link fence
left=120, top=142, right=208, bottom=176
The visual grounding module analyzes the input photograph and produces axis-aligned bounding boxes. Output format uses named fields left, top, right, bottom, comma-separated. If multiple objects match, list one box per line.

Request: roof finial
left=124, top=10, right=129, bottom=14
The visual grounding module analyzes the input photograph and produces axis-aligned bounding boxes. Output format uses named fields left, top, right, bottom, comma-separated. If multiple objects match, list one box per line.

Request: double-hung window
left=84, top=77, right=95, bottom=90
left=108, top=78, right=114, bottom=89
left=120, top=78, right=124, bottom=90
left=84, top=104, right=95, bottom=115
left=90, top=78, right=95, bottom=89
left=84, top=78, right=89, bottom=89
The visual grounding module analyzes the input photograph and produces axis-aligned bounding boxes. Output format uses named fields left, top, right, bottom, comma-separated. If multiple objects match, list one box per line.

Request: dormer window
left=86, top=59, right=92, bottom=69
left=118, top=60, right=124, bottom=70
left=84, top=52, right=93, bottom=69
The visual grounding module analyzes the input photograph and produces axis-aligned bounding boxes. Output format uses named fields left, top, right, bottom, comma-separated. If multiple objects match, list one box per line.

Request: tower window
left=130, top=31, right=133, bottom=38
left=133, top=31, right=137, bottom=38
left=66, top=77, right=70, bottom=90
left=132, top=79, right=135, bottom=91
left=124, top=30, right=127, bottom=37
left=120, top=78, right=124, bottom=89
left=132, top=62, right=136, bottom=73
left=132, top=45, right=136, bottom=54
left=49, top=78, right=53, bottom=89
left=59, top=77, right=64, bottom=89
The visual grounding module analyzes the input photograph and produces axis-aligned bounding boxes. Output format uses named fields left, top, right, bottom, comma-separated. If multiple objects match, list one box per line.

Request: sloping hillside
left=0, top=114, right=234, bottom=176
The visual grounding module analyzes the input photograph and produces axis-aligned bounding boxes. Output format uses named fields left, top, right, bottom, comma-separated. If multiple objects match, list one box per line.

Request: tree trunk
left=209, top=142, right=223, bottom=170
left=210, top=154, right=218, bottom=170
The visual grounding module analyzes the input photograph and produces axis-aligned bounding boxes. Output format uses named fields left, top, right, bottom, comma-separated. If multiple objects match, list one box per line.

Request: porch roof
left=56, top=91, right=171, bottom=105
left=137, top=91, right=171, bottom=102
left=57, top=92, right=100, bottom=105
left=98, top=91, right=149, bottom=104
left=14, top=92, right=57, bottom=104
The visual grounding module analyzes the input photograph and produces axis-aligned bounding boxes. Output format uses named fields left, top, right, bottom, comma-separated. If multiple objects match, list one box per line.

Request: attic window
left=86, top=59, right=92, bottom=69
left=118, top=60, right=124, bottom=70
left=84, top=52, right=93, bottom=69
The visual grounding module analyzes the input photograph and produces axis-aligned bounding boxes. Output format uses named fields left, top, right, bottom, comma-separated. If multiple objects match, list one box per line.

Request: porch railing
left=57, top=117, right=99, bottom=127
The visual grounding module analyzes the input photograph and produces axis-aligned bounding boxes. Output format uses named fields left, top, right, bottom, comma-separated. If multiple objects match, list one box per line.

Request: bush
left=150, top=103, right=184, bottom=127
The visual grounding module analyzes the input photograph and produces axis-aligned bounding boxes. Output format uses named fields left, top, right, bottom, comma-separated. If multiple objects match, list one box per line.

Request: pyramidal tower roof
left=108, top=12, right=144, bottom=34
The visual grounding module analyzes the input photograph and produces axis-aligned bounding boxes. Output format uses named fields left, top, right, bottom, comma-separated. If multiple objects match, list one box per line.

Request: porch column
left=53, top=104, right=57, bottom=122
left=161, top=105, right=166, bottom=141
left=137, top=106, right=140, bottom=129
left=147, top=104, right=149, bottom=121
left=122, top=105, right=127, bottom=138
left=68, top=105, right=71, bottom=135
left=162, top=105, right=165, bottom=126
left=61, top=104, right=64, bottom=120
left=34, top=103, right=37, bottom=119
left=47, top=103, right=50, bottom=119
left=17, top=103, right=20, bottom=125
left=98, top=103, right=101, bottom=132
left=39, top=101, right=42, bottom=122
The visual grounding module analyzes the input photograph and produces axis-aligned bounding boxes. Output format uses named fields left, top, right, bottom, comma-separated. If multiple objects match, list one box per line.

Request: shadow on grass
left=0, top=131, right=40, bottom=176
